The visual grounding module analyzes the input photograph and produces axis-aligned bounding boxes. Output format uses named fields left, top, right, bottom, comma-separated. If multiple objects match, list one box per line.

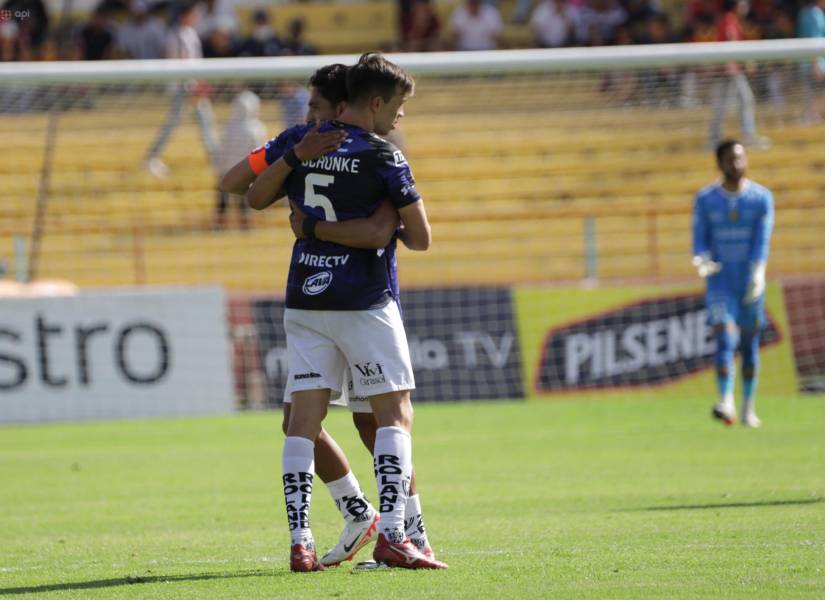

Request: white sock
left=326, top=471, right=373, bottom=524
left=374, top=426, right=412, bottom=542
left=404, top=494, right=431, bottom=550
left=282, top=436, right=315, bottom=546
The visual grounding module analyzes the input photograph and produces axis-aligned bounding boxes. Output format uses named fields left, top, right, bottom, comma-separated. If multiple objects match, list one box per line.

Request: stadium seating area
left=1, top=72, right=824, bottom=290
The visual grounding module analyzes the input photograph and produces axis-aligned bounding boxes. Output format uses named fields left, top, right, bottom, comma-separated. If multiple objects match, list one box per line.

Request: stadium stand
left=1, top=69, right=823, bottom=290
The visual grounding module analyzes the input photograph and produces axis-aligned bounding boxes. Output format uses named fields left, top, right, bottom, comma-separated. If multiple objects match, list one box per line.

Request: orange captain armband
left=247, top=146, right=269, bottom=175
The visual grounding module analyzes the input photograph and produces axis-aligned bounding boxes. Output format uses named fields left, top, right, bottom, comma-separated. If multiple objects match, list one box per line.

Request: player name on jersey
left=301, top=156, right=361, bottom=174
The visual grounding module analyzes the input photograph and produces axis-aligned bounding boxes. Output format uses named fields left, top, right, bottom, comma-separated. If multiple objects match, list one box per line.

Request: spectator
left=530, top=0, right=578, bottom=48
left=214, top=89, right=266, bottom=230
left=195, top=0, right=238, bottom=40
left=1, top=0, right=49, bottom=60
left=577, top=0, right=627, bottom=46
left=281, top=17, right=317, bottom=56
left=279, top=80, right=310, bottom=127
left=202, top=16, right=236, bottom=58
left=79, top=6, right=115, bottom=61
left=405, top=0, right=441, bottom=51
left=798, top=0, right=825, bottom=123
left=708, top=0, right=769, bottom=148
left=116, top=0, right=167, bottom=60
left=143, top=1, right=219, bottom=178
left=237, top=8, right=281, bottom=57
left=448, top=0, right=504, bottom=51
left=623, top=0, right=659, bottom=42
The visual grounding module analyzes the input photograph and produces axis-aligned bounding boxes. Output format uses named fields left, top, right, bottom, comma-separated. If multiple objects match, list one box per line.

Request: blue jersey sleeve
left=750, top=189, right=774, bottom=263
left=247, top=124, right=305, bottom=175
left=691, top=193, right=710, bottom=257
left=377, top=149, right=422, bottom=209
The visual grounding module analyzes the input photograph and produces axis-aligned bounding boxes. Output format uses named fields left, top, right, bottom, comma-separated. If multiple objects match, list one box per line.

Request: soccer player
left=692, top=140, right=774, bottom=428
left=245, top=53, right=447, bottom=572
left=222, top=64, right=434, bottom=566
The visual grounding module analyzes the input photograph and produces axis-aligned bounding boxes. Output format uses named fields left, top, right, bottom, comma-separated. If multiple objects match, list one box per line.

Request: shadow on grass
left=0, top=569, right=282, bottom=595
left=623, top=497, right=823, bottom=512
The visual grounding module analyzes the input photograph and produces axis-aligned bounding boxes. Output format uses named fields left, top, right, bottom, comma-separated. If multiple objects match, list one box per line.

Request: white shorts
left=283, top=370, right=372, bottom=413
left=283, top=300, right=415, bottom=403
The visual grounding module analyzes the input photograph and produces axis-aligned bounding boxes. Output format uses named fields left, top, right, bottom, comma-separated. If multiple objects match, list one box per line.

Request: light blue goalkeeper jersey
left=692, top=180, right=774, bottom=295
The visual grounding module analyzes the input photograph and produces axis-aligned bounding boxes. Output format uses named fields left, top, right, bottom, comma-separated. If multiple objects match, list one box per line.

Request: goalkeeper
left=692, top=140, right=774, bottom=428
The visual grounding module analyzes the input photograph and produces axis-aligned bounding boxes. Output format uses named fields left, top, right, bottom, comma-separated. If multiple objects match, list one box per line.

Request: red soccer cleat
left=373, top=534, right=448, bottom=569
left=290, top=543, right=326, bottom=572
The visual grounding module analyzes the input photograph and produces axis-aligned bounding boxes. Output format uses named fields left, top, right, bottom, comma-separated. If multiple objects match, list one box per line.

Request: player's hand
left=692, top=253, right=721, bottom=279
left=293, top=122, right=347, bottom=162
left=289, top=200, right=306, bottom=239
left=744, top=261, right=766, bottom=304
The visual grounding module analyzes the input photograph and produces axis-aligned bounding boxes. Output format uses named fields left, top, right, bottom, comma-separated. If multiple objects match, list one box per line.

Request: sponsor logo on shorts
left=302, top=271, right=332, bottom=295
left=294, top=372, right=321, bottom=380
left=355, top=362, right=386, bottom=386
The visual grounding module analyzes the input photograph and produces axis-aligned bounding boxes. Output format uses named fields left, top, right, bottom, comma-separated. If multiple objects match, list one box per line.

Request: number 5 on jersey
left=304, top=173, right=337, bottom=222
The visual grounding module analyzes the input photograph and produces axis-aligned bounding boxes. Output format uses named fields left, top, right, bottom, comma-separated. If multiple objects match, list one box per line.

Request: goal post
left=1, top=40, right=824, bottom=417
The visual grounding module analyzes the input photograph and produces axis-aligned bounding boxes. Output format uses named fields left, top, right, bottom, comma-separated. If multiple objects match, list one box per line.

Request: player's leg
left=712, top=322, right=738, bottom=425
left=283, top=388, right=329, bottom=572
left=281, top=309, right=344, bottom=572
left=334, top=302, right=446, bottom=569
left=311, top=386, right=378, bottom=567
left=738, top=294, right=765, bottom=427
left=353, top=409, right=434, bottom=556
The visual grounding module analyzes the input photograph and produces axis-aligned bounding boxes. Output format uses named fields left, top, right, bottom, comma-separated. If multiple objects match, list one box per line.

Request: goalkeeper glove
left=744, top=261, right=766, bottom=304
left=692, top=252, right=722, bottom=279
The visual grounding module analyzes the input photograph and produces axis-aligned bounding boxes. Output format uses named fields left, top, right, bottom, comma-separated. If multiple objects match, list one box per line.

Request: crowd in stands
left=0, top=0, right=317, bottom=62
left=0, top=0, right=823, bottom=62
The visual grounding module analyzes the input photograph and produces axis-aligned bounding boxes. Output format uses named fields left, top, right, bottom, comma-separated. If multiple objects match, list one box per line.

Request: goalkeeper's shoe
left=320, top=511, right=380, bottom=567
left=712, top=402, right=737, bottom=426
left=373, top=533, right=448, bottom=569
left=290, top=543, right=325, bottom=572
left=741, top=411, right=762, bottom=428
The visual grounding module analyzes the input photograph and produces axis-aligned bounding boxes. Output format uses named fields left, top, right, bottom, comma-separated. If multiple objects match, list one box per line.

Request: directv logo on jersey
left=302, top=271, right=332, bottom=296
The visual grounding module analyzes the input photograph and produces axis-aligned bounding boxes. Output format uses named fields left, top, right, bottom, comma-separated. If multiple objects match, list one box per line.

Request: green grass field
left=2, top=392, right=824, bottom=599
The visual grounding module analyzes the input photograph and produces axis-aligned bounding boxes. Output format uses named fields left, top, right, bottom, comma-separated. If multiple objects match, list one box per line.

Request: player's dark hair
left=346, top=52, right=415, bottom=106
left=308, top=64, right=349, bottom=107
left=715, top=139, right=741, bottom=162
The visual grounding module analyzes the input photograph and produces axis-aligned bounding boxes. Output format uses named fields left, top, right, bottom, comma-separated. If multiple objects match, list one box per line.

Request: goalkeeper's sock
left=740, top=332, right=760, bottom=416
left=325, top=471, right=374, bottom=524
left=374, top=426, right=412, bottom=543
left=716, top=370, right=735, bottom=411
left=283, top=436, right=316, bottom=546
left=405, top=494, right=432, bottom=551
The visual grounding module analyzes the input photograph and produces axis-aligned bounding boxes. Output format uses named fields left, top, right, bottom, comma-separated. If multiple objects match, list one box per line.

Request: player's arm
left=691, top=194, right=720, bottom=278
left=246, top=123, right=346, bottom=210
left=744, top=191, right=775, bottom=303
left=290, top=200, right=399, bottom=250
left=220, top=158, right=258, bottom=196
left=397, top=200, right=431, bottom=251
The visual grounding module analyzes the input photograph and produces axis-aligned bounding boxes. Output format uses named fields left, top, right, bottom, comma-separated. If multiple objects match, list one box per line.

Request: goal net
left=1, top=40, right=824, bottom=419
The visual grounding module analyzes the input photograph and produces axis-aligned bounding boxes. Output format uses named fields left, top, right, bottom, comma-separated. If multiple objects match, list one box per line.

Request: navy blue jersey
left=255, top=121, right=421, bottom=310
left=692, top=180, right=774, bottom=294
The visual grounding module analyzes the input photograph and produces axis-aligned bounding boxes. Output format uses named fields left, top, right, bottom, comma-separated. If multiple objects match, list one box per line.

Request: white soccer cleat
left=320, top=511, right=379, bottom=567
left=741, top=412, right=762, bottom=428
left=712, top=402, right=737, bottom=426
